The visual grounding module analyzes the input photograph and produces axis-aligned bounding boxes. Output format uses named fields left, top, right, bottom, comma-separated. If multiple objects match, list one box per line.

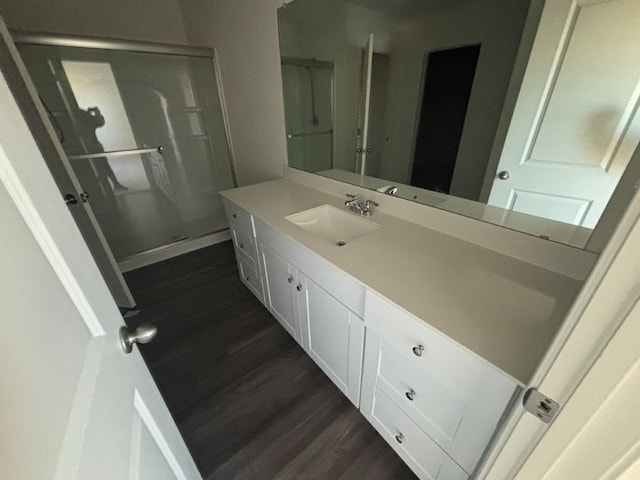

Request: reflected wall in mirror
left=277, top=0, right=640, bottom=250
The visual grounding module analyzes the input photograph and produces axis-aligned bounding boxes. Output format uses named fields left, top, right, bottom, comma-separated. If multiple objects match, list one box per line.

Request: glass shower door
left=281, top=58, right=334, bottom=172
left=18, top=42, right=235, bottom=261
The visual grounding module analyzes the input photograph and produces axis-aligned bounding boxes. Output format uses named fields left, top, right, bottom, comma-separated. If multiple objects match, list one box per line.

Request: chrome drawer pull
left=412, top=345, right=424, bottom=357
left=296, top=283, right=303, bottom=292
left=405, top=389, right=416, bottom=401
left=395, top=433, right=404, bottom=444
left=288, top=275, right=294, bottom=284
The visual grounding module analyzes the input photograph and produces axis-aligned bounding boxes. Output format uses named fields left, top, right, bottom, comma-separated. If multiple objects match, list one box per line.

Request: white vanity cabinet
left=253, top=215, right=366, bottom=406
left=222, top=198, right=265, bottom=304
left=361, top=290, right=519, bottom=478
left=220, top=191, right=526, bottom=479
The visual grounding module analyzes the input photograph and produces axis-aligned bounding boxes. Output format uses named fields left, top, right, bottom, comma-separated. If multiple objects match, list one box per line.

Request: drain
left=336, top=241, right=347, bottom=247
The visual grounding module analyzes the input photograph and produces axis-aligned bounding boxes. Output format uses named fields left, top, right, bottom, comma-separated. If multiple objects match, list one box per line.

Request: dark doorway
left=410, top=44, right=481, bottom=193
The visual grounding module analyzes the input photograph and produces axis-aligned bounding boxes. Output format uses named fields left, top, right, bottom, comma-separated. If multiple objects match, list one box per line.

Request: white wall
left=179, top=0, right=289, bottom=186
left=380, top=0, right=530, bottom=201
left=0, top=0, right=188, bottom=45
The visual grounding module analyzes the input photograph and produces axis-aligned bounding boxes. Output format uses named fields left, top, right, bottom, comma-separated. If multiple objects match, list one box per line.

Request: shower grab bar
left=68, top=145, right=163, bottom=160
left=287, top=130, right=333, bottom=139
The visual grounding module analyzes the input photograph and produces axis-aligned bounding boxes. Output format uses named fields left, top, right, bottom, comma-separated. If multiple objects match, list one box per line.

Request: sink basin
left=286, top=204, right=381, bottom=246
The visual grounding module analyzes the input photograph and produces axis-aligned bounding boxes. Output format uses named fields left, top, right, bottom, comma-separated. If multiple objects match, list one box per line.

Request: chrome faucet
left=345, top=194, right=379, bottom=216
left=383, top=186, right=398, bottom=195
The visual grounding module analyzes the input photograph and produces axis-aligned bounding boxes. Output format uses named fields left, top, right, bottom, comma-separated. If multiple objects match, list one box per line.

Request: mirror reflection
left=277, top=0, right=640, bottom=249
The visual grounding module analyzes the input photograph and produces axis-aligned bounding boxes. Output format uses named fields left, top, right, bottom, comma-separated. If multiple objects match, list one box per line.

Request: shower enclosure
left=16, top=35, right=235, bottom=269
left=281, top=57, right=334, bottom=172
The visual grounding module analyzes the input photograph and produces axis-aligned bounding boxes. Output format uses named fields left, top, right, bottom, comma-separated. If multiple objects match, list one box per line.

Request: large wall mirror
left=277, top=0, right=640, bottom=251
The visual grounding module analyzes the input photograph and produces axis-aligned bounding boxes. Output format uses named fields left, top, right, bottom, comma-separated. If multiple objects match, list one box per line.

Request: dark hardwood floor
left=124, top=241, right=416, bottom=480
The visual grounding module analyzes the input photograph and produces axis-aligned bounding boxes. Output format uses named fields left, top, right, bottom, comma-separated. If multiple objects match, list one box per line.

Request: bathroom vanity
left=220, top=173, right=585, bottom=479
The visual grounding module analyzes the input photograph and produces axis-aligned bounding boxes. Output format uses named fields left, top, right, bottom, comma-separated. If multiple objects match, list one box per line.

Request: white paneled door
left=489, top=0, right=640, bottom=228
left=0, top=45, right=201, bottom=480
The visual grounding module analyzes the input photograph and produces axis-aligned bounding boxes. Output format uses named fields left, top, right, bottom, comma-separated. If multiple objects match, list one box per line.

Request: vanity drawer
left=223, top=199, right=257, bottom=263
left=363, top=292, right=518, bottom=472
left=375, top=338, right=515, bottom=472
left=364, top=290, right=516, bottom=393
left=369, top=385, right=468, bottom=480
left=237, top=251, right=263, bottom=302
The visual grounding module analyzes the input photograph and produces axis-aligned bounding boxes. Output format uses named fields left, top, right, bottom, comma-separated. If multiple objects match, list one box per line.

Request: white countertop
left=317, top=168, right=592, bottom=249
left=221, top=178, right=583, bottom=385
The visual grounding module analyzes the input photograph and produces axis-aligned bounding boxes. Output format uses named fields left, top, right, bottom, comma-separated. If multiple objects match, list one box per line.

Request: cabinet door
left=260, top=243, right=300, bottom=342
left=299, top=275, right=365, bottom=406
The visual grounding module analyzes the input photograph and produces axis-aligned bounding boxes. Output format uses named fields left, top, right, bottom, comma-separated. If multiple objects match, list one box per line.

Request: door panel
left=303, top=277, right=351, bottom=392
left=300, top=275, right=364, bottom=406
left=260, top=242, right=299, bottom=340
left=129, top=392, right=186, bottom=480
left=489, top=0, right=640, bottom=229
left=0, top=41, right=200, bottom=480
left=508, top=189, right=592, bottom=225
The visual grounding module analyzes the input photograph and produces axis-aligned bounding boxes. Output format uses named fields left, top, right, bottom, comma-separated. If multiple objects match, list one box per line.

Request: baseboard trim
left=118, top=230, right=231, bottom=273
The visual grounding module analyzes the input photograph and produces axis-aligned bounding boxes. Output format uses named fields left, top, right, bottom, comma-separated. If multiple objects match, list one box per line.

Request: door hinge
left=523, top=388, right=560, bottom=424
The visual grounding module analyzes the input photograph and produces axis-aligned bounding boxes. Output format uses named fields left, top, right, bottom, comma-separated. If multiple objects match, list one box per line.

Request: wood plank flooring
left=124, top=241, right=416, bottom=479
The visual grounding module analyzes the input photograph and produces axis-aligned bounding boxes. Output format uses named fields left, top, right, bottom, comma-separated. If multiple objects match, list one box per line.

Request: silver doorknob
left=119, top=324, right=157, bottom=354
left=498, top=170, right=510, bottom=180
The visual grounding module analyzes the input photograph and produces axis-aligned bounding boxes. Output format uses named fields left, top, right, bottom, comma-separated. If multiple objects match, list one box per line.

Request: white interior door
left=488, top=0, right=640, bottom=229
left=355, top=33, right=374, bottom=175
left=0, top=19, right=136, bottom=307
left=0, top=52, right=201, bottom=480
left=480, top=190, right=640, bottom=479
left=514, top=294, right=640, bottom=479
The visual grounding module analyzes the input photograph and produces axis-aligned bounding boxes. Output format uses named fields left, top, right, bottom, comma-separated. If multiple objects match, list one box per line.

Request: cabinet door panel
left=301, top=276, right=364, bottom=406
left=260, top=243, right=298, bottom=341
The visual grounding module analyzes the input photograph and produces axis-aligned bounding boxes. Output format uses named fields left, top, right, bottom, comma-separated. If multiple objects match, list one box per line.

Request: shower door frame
left=281, top=56, right=335, bottom=171
left=12, top=31, right=238, bottom=272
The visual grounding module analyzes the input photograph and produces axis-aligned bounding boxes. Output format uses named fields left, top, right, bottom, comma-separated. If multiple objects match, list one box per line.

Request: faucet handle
left=346, top=193, right=358, bottom=200
left=362, top=199, right=379, bottom=215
